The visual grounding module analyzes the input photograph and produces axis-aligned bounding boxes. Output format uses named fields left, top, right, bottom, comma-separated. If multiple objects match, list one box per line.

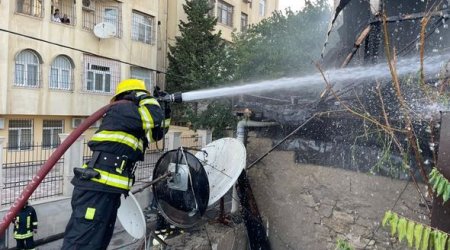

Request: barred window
left=51, top=0, right=76, bottom=25
left=131, top=67, right=153, bottom=91
left=218, top=1, right=233, bottom=27
left=82, top=0, right=122, bottom=38
left=15, top=50, right=41, bottom=87
left=241, top=13, right=248, bottom=32
left=259, top=0, right=266, bottom=16
left=8, top=119, right=33, bottom=150
left=84, top=55, right=120, bottom=94
left=132, top=11, right=155, bottom=44
left=43, top=120, right=63, bottom=148
left=50, top=55, right=74, bottom=90
left=16, top=0, right=43, bottom=17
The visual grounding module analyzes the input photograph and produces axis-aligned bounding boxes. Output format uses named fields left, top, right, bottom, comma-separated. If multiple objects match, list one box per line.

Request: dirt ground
left=246, top=135, right=430, bottom=250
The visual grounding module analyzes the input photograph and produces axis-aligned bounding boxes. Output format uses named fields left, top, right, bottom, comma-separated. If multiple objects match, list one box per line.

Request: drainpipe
left=233, top=119, right=278, bottom=212
left=235, top=118, right=277, bottom=250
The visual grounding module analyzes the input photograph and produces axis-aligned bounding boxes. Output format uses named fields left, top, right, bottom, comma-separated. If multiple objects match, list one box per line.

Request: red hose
left=0, top=101, right=124, bottom=235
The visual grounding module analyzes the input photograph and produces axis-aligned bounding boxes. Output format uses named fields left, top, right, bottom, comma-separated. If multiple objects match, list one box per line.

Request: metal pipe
left=234, top=120, right=277, bottom=213
left=0, top=101, right=128, bottom=235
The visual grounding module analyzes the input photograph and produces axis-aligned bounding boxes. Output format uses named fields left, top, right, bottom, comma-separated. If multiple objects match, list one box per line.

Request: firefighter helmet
left=112, top=79, right=149, bottom=101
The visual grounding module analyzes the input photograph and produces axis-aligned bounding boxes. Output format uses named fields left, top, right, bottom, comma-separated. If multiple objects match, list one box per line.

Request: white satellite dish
left=117, top=192, right=146, bottom=239
left=93, top=22, right=116, bottom=39
left=195, top=138, right=246, bottom=206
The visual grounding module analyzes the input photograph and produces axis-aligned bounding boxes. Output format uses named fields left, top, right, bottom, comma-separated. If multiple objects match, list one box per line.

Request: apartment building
left=0, top=0, right=159, bottom=148
left=156, top=0, right=279, bottom=87
left=0, top=0, right=277, bottom=148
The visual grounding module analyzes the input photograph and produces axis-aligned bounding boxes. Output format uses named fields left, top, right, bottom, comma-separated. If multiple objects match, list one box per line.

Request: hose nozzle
left=160, top=92, right=183, bottom=103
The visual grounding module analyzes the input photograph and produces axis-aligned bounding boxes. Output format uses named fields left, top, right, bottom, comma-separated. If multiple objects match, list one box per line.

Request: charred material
left=235, top=1, right=449, bottom=180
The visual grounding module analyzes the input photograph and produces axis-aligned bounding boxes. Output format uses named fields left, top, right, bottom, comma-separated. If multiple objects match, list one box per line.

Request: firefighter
left=62, top=79, right=170, bottom=250
left=12, top=201, right=38, bottom=250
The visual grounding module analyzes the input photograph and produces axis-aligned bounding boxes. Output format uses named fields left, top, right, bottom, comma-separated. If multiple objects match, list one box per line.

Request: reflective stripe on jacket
left=13, top=205, right=37, bottom=239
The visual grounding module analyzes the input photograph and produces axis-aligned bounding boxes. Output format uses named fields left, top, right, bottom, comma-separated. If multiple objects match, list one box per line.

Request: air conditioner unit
left=72, top=118, right=85, bottom=128
left=82, top=0, right=95, bottom=11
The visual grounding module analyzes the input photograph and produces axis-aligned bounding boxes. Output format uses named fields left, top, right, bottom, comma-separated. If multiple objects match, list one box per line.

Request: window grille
left=8, top=119, right=33, bottom=150
left=241, top=12, right=248, bottom=32
left=14, top=50, right=41, bottom=88
left=131, top=11, right=155, bottom=45
left=218, top=1, right=233, bottom=27
left=82, top=0, right=122, bottom=38
left=83, top=55, right=120, bottom=94
left=42, top=120, right=63, bottom=148
left=16, top=0, right=43, bottom=17
left=259, top=0, right=266, bottom=16
left=131, top=67, right=153, bottom=91
left=51, top=0, right=76, bottom=25
left=50, top=55, right=74, bottom=90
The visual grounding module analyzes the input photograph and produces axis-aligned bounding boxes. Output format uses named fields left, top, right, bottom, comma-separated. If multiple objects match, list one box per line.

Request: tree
left=231, top=0, right=331, bottom=81
left=166, top=0, right=232, bottom=93
left=166, top=0, right=235, bottom=137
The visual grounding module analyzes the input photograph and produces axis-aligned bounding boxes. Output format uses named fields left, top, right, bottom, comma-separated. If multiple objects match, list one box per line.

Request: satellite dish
left=117, top=192, right=146, bottom=239
left=195, top=138, right=246, bottom=206
left=152, top=149, right=209, bottom=228
left=93, top=22, right=116, bottom=39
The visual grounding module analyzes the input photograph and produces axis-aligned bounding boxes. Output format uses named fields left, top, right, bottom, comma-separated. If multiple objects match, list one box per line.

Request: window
left=8, top=119, right=33, bottom=150
left=241, top=13, right=248, bottom=32
left=103, top=7, right=118, bottom=35
left=50, top=55, right=73, bottom=90
left=82, top=0, right=122, bottom=37
left=259, top=0, right=266, bottom=16
left=43, top=120, right=63, bottom=148
left=51, top=0, right=76, bottom=25
left=84, top=55, right=120, bottom=94
left=16, top=0, right=43, bottom=17
left=15, top=50, right=41, bottom=87
left=218, top=1, right=233, bottom=27
left=131, top=67, right=153, bottom=91
left=132, top=11, right=155, bottom=44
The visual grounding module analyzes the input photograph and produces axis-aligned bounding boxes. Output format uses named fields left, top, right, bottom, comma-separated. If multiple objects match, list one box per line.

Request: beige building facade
left=0, top=0, right=278, bottom=148
left=0, top=0, right=159, bottom=148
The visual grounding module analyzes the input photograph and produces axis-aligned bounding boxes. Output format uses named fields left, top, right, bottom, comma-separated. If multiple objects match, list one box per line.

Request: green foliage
left=382, top=210, right=450, bottom=250
left=335, top=239, right=354, bottom=250
left=429, top=168, right=450, bottom=203
left=187, top=99, right=237, bottom=139
left=165, top=0, right=235, bottom=132
left=166, top=0, right=233, bottom=93
left=230, top=0, right=331, bottom=81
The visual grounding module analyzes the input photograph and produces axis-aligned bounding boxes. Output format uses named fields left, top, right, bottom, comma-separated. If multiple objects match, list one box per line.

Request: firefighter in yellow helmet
left=62, top=79, right=170, bottom=250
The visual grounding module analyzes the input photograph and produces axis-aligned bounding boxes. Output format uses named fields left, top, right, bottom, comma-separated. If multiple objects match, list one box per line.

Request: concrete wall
left=246, top=135, right=429, bottom=249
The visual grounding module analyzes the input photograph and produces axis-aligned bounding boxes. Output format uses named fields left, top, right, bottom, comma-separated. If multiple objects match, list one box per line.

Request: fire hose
left=0, top=101, right=126, bottom=235
left=0, top=93, right=185, bottom=235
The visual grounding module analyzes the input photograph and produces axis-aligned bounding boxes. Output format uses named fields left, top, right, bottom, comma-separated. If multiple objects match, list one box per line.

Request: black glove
left=153, top=86, right=168, bottom=98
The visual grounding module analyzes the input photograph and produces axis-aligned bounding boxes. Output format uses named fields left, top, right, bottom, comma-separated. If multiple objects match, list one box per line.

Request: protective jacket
left=72, top=91, right=169, bottom=194
left=13, top=205, right=38, bottom=240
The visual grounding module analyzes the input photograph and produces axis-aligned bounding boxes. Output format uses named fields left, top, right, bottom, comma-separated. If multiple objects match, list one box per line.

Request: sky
left=278, top=0, right=305, bottom=11
left=278, top=0, right=334, bottom=11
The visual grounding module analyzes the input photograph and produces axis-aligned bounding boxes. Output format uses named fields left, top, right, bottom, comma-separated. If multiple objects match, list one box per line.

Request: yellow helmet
left=111, top=79, right=149, bottom=101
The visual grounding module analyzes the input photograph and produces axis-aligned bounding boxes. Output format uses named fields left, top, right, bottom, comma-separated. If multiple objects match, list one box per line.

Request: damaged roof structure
left=237, top=0, right=450, bottom=179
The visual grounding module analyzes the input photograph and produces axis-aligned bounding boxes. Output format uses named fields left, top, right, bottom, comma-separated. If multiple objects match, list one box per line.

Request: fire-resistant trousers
left=15, top=237, right=35, bottom=250
left=61, top=188, right=121, bottom=250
